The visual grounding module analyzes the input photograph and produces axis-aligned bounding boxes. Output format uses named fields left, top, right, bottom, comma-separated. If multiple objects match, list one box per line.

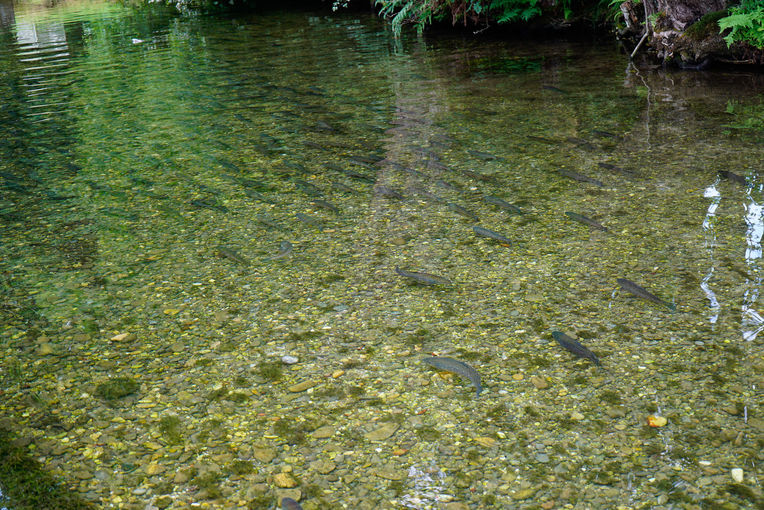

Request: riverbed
left=0, top=1, right=762, bottom=508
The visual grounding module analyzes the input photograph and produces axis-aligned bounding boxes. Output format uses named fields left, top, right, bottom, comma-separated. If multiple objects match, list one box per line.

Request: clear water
left=0, top=1, right=762, bottom=508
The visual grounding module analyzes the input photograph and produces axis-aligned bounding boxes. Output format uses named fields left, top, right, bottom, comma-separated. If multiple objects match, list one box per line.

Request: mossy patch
left=158, top=415, right=183, bottom=444
left=0, top=428, right=95, bottom=510
left=95, top=377, right=139, bottom=401
left=684, top=10, right=729, bottom=41
left=256, top=361, right=282, bottom=381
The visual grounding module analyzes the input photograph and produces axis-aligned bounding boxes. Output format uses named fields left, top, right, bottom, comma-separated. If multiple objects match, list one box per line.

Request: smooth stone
left=156, top=495, right=173, bottom=509
left=530, top=376, right=548, bottom=389
left=282, top=355, right=299, bottom=365
left=310, top=460, right=336, bottom=474
left=511, top=488, right=537, bottom=500
left=288, top=380, right=317, bottom=392
left=273, top=472, right=297, bottom=488
left=364, top=422, right=399, bottom=441
left=730, top=468, right=744, bottom=483
left=535, top=453, right=550, bottom=463
left=37, top=343, right=54, bottom=355
left=570, top=411, right=585, bottom=421
left=253, top=447, right=276, bottom=463
left=311, top=426, right=335, bottom=439
left=374, top=467, right=405, bottom=480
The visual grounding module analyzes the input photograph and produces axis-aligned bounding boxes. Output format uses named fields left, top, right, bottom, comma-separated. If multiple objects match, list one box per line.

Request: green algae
left=95, top=376, right=139, bottom=401
left=257, top=362, right=283, bottom=381
left=158, top=415, right=183, bottom=444
left=0, top=428, right=95, bottom=510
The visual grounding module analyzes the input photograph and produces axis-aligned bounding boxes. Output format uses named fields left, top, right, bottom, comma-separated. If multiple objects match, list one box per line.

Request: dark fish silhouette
left=216, top=246, right=248, bottom=265
left=374, top=185, right=404, bottom=199
left=256, top=214, right=289, bottom=232
left=395, top=267, right=452, bottom=286
left=598, top=162, right=636, bottom=177
left=718, top=170, right=747, bottom=186
left=564, top=212, right=607, bottom=232
left=552, top=331, right=601, bottom=366
left=296, top=212, right=323, bottom=230
left=447, top=202, right=479, bottom=221
left=473, top=226, right=512, bottom=246
left=190, top=198, right=229, bottom=213
left=556, top=168, right=604, bottom=187
left=422, top=357, right=482, bottom=396
left=467, top=149, right=504, bottom=161
left=281, top=497, right=303, bottom=510
left=311, top=199, right=340, bottom=214
left=617, top=278, right=676, bottom=311
left=484, top=195, right=523, bottom=214
left=265, top=241, right=293, bottom=261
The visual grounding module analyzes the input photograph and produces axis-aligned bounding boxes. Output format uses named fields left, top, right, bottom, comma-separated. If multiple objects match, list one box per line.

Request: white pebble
left=281, top=355, right=299, bottom=365
left=731, top=468, right=744, bottom=483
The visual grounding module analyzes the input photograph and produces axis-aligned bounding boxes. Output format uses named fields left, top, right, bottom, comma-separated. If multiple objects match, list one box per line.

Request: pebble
left=730, top=468, right=744, bottom=483
left=511, top=488, right=537, bottom=500
left=253, top=447, right=276, bottom=463
left=37, top=343, right=54, bottom=355
left=364, top=422, right=399, bottom=441
left=535, top=453, right=550, bottom=463
left=273, top=472, right=298, bottom=488
left=288, top=380, right=317, bottom=392
left=374, top=466, right=405, bottom=480
left=530, top=375, right=548, bottom=389
left=282, top=355, right=299, bottom=365
left=110, top=332, right=136, bottom=342
left=570, top=411, right=585, bottom=421
left=473, top=436, right=497, bottom=448
left=311, top=426, right=335, bottom=439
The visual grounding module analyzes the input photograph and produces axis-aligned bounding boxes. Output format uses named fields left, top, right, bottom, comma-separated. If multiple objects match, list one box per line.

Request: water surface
left=0, top=1, right=762, bottom=508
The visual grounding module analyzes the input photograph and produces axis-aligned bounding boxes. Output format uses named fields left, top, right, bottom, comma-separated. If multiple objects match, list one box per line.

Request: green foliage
left=718, top=0, right=764, bottom=48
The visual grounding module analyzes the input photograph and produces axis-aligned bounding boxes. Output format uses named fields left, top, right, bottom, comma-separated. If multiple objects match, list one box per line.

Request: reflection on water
left=0, top=0, right=763, bottom=508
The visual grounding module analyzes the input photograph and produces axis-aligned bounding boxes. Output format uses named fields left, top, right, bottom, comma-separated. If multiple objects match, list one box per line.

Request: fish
left=460, top=168, right=497, bottom=183
left=566, top=137, right=596, bottom=151
left=265, top=241, right=293, bottom=261
left=552, top=331, right=601, bottom=366
left=473, top=226, right=512, bottom=246
left=526, top=135, right=557, bottom=144
left=244, top=189, right=276, bottom=204
left=591, top=129, right=618, bottom=138
left=296, top=212, right=324, bottom=230
left=597, top=162, right=636, bottom=178
left=564, top=212, right=608, bottom=231
left=216, top=245, right=249, bottom=265
left=311, top=199, right=340, bottom=214
left=718, top=170, right=747, bottom=186
left=374, top=185, right=404, bottom=199
left=542, top=85, right=567, bottom=94
left=484, top=195, right=523, bottom=214
left=467, top=149, right=504, bottom=161
left=293, top=179, right=323, bottom=197
left=422, top=357, right=482, bottom=397
left=331, top=181, right=358, bottom=194
left=447, top=202, right=479, bottom=221
left=616, top=278, right=676, bottom=311
left=256, top=214, right=289, bottom=231
left=190, top=198, right=229, bottom=213
left=281, top=497, right=303, bottom=510
left=556, top=168, right=604, bottom=187
left=395, top=267, right=452, bottom=286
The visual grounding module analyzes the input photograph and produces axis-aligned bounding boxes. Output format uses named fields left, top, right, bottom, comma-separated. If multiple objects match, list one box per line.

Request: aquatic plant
left=95, top=376, right=139, bottom=401
left=0, top=429, right=95, bottom=509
